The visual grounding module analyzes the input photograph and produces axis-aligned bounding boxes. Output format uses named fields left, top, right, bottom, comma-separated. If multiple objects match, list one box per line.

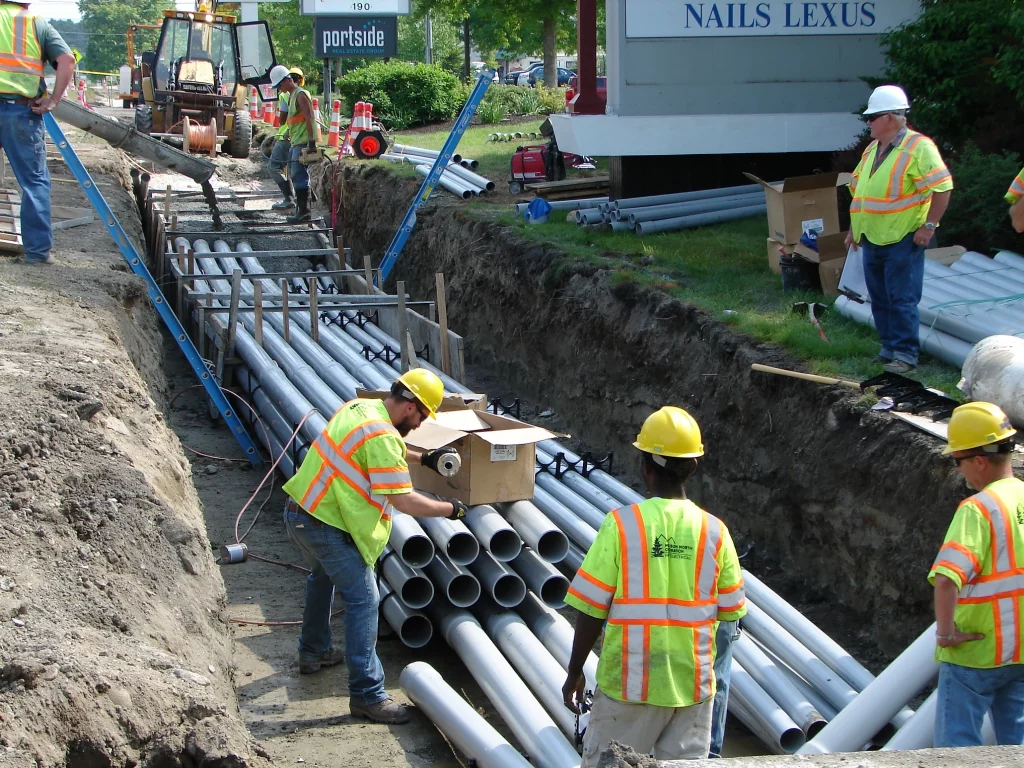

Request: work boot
left=871, top=354, right=892, bottom=365
left=883, top=360, right=916, bottom=375
left=286, top=188, right=311, bottom=224
left=271, top=180, right=293, bottom=210
left=298, top=646, right=344, bottom=674
left=349, top=697, right=409, bottom=724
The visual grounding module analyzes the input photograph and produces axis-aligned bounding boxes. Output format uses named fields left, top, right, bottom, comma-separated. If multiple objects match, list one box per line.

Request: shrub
left=535, top=85, right=567, bottom=115
left=940, top=144, right=1024, bottom=254
left=336, top=61, right=463, bottom=129
left=477, top=100, right=506, bottom=124
left=511, top=87, right=541, bottom=115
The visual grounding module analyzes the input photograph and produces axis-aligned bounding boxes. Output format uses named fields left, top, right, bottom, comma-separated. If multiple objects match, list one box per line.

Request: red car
left=564, top=75, right=607, bottom=111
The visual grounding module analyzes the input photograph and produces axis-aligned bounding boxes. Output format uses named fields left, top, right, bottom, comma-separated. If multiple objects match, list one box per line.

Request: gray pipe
left=531, top=486, right=597, bottom=550
left=509, top=548, right=569, bottom=608
left=380, top=545, right=434, bottom=610
left=390, top=514, right=436, bottom=568
left=516, top=592, right=599, bottom=691
left=608, top=183, right=764, bottom=212
left=392, top=143, right=463, bottom=164
left=574, top=207, right=608, bottom=225
left=379, top=577, right=433, bottom=648
left=610, top=221, right=633, bottom=232
left=424, top=551, right=481, bottom=608
left=556, top=543, right=585, bottom=579
left=626, top=193, right=765, bottom=225
left=516, top=197, right=608, bottom=215
left=534, top=472, right=606, bottom=530
left=498, top=500, right=569, bottom=563
left=464, top=504, right=523, bottom=562
left=730, top=660, right=807, bottom=754
left=419, top=515, right=480, bottom=566
left=469, top=551, right=528, bottom=608
left=537, top=440, right=642, bottom=506
left=634, top=204, right=768, bottom=236
left=445, top=161, right=496, bottom=192
left=415, top=163, right=473, bottom=199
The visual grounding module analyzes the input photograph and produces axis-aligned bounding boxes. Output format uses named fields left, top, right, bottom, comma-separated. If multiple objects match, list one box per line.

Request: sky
left=28, top=0, right=197, bottom=22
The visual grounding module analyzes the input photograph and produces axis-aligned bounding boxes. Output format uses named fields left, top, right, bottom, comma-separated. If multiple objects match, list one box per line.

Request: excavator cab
left=136, top=6, right=277, bottom=158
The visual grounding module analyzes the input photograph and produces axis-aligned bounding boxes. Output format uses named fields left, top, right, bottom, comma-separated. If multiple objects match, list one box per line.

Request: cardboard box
left=794, top=231, right=849, bottom=297
left=925, top=245, right=967, bottom=266
left=405, top=409, right=561, bottom=505
left=356, top=389, right=488, bottom=413
left=767, top=237, right=793, bottom=275
left=745, top=172, right=851, bottom=245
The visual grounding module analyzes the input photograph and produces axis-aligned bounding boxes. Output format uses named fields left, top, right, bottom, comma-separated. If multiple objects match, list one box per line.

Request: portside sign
left=313, top=16, right=398, bottom=57
left=625, top=1, right=920, bottom=38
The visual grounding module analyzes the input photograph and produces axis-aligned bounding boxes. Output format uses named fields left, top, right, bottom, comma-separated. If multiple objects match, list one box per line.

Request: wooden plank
left=892, top=411, right=948, bottom=441
left=364, top=251, right=374, bottom=295
left=280, top=279, right=290, bottom=343
left=435, top=273, right=451, bottom=375
left=308, top=277, right=319, bottom=343
left=327, top=235, right=343, bottom=274
left=525, top=175, right=609, bottom=192
left=253, top=282, right=264, bottom=348
left=397, top=281, right=412, bottom=373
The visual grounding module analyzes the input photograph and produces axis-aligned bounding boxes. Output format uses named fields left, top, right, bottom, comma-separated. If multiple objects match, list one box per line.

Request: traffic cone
left=249, top=87, right=258, bottom=119
left=363, top=102, right=374, bottom=129
left=341, top=102, right=362, bottom=156
left=312, top=96, right=320, bottom=114
left=327, top=99, right=341, bottom=148
left=262, top=98, right=274, bottom=124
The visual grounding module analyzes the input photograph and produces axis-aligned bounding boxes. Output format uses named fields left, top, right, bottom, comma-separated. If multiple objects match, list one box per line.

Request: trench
left=335, top=164, right=967, bottom=660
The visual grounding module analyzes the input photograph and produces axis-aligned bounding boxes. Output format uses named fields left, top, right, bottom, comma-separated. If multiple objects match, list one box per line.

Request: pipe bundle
left=383, top=143, right=492, bottom=197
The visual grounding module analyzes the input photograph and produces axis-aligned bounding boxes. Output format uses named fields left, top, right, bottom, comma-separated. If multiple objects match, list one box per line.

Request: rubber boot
left=271, top=180, right=293, bottom=210
left=286, top=188, right=312, bottom=224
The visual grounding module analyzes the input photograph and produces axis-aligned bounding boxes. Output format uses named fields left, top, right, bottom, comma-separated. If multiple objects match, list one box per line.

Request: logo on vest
left=651, top=534, right=693, bottom=560
left=1016, top=503, right=1024, bottom=527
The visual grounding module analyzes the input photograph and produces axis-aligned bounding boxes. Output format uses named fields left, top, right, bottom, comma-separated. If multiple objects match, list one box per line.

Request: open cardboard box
left=925, top=245, right=967, bottom=266
left=745, top=172, right=851, bottom=245
left=794, top=231, right=849, bottom=297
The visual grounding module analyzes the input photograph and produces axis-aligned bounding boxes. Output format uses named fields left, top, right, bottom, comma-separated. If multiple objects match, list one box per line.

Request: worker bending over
left=562, top=406, right=746, bottom=764
left=282, top=369, right=466, bottom=724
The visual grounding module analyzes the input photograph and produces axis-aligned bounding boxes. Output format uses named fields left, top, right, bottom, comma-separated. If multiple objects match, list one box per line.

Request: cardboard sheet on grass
left=745, top=172, right=852, bottom=245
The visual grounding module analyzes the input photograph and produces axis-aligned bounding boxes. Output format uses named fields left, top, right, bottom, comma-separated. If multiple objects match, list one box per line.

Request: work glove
left=306, top=141, right=317, bottom=151
left=421, top=447, right=460, bottom=477
left=442, top=497, right=468, bottom=521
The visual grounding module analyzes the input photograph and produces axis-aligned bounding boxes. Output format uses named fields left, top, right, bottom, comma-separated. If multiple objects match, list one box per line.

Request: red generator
left=508, top=139, right=565, bottom=194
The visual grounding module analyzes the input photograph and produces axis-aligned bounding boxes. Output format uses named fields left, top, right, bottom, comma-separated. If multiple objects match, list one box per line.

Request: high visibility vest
left=929, top=477, right=1024, bottom=669
left=565, top=498, right=746, bottom=707
left=276, top=90, right=290, bottom=139
left=281, top=398, right=413, bottom=566
left=0, top=5, right=44, bottom=98
left=286, top=86, right=316, bottom=145
left=1006, top=168, right=1024, bottom=205
left=849, top=130, right=953, bottom=246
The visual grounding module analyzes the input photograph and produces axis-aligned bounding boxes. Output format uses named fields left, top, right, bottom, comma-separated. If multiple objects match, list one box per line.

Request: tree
left=257, top=2, right=323, bottom=91
left=397, top=12, right=463, bottom=74
left=78, top=0, right=169, bottom=73
left=49, top=19, right=87, bottom=58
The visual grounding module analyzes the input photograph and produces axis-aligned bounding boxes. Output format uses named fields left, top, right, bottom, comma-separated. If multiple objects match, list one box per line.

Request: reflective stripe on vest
left=1007, top=171, right=1024, bottom=204
left=287, top=87, right=311, bottom=145
left=0, top=7, right=43, bottom=98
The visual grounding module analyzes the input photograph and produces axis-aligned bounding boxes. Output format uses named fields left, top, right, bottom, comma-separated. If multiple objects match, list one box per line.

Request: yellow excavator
left=134, top=1, right=277, bottom=158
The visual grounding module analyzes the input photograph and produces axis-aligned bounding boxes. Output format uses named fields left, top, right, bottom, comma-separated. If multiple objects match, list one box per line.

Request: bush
left=534, top=85, right=567, bottom=115
left=481, top=85, right=541, bottom=116
left=940, top=144, right=1024, bottom=254
left=477, top=100, right=507, bottom=124
left=336, top=61, right=464, bottom=129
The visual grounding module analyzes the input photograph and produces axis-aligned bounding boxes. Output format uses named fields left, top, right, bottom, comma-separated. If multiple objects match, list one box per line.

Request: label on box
left=490, top=444, right=517, bottom=462
left=802, top=218, right=824, bottom=235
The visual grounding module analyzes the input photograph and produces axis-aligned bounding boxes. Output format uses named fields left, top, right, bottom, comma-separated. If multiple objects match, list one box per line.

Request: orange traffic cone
left=327, top=100, right=341, bottom=148
left=262, top=98, right=274, bottom=125
left=249, top=87, right=259, bottom=119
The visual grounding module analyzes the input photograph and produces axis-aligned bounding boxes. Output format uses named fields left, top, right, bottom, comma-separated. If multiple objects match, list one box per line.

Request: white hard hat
left=269, top=65, right=291, bottom=88
left=864, top=85, right=910, bottom=115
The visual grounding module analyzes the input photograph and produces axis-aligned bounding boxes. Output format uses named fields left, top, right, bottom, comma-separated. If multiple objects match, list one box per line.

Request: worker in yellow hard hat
left=281, top=368, right=466, bottom=724
left=267, top=66, right=306, bottom=211
left=562, top=406, right=746, bottom=764
left=930, top=402, right=1023, bottom=747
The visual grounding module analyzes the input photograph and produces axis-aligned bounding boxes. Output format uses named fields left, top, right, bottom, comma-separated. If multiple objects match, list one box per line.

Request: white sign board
left=625, top=1, right=920, bottom=38
left=300, top=0, right=410, bottom=15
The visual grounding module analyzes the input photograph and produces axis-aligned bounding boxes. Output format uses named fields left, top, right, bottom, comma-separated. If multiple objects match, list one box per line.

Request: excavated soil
left=334, top=164, right=983, bottom=660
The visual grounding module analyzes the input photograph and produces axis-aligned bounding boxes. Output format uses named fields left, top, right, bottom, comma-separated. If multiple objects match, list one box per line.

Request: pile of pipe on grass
left=836, top=249, right=1024, bottom=369
left=379, top=143, right=493, bottom=199
left=173, top=238, right=975, bottom=767
left=554, top=183, right=768, bottom=236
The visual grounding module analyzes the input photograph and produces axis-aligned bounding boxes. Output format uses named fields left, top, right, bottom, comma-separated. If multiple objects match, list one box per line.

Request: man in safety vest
left=562, top=406, right=746, bottom=764
left=845, top=85, right=953, bottom=375
left=267, top=66, right=304, bottom=211
left=269, top=64, right=318, bottom=224
left=281, top=368, right=468, bottom=724
left=1005, top=168, right=1024, bottom=234
left=0, top=1, right=75, bottom=265
left=930, top=402, right=1024, bottom=747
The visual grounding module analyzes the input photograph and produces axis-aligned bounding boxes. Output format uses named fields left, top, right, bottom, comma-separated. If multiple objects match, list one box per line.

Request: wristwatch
left=924, top=222, right=939, bottom=231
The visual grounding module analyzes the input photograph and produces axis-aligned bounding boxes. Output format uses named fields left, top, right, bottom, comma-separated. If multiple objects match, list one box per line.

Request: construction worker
left=267, top=67, right=304, bottom=211
left=1005, top=168, right=1024, bottom=233
left=562, top=406, right=746, bottom=764
left=269, top=64, right=317, bottom=223
left=930, top=402, right=1024, bottom=747
left=845, top=85, right=953, bottom=375
left=0, top=1, right=75, bottom=265
left=281, top=369, right=468, bottom=725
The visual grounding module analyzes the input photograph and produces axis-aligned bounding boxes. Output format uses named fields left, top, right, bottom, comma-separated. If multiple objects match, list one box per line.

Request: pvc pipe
left=610, top=221, right=633, bottom=233
left=464, top=504, right=523, bottom=562
left=424, top=551, right=481, bottom=608
left=509, top=548, right=569, bottom=608
left=627, top=193, right=766, bottom=225
left=559, top=470, right=622, bottom=514
left=390, top=513, right=436, bottom=568
left=534, top=472, right=606, bottom=530
left=607, top=183, right=765, bottom=212
left=419, top=515, right=481, bottom=566
left=729, top=660, right=807, bottom=755
left=436, top=609, right=581, bottom=768
left=445, top=161, right=496, bottom=192
left=732, top=632, right=826, bottom=737
left=634, top=204, right=768, bottom=236
left=994, top=249, right=1024, bottom=270
left=379, top=577, right=433, bottom=648
left=537, top=440, right=644, bottom=506
left=415, top=163, right=472, bottom=199
left=469, top=551, right=528, bottom=608
left=799, top=624, right=939, bottom=755
left=393, top=143, right=463, bottom=164
left=531, top=486, right=597, bottom=550
left=380, top=545, right=434, bottom=610
left=560, top=543, right=585, bottom=576
left=461, top=156, right=480, bottom=170
left=399, top=662, right=534, bottom=768
left=516, top=198, right=608, bottom=215
left=499, top=500, right=570, bottom=563
left=880, top=690, right=997, bottom=751
left=574, top=207, right=607, bottom=225
left=516, top=592, right=599, bottom=691
left=772, top=656, right=839, bottom=721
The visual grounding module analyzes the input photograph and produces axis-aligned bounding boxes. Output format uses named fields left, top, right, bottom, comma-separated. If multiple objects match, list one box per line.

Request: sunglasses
left=864, top=112, right=893, bottom=123
left=953, top=453, right=984, bottom=466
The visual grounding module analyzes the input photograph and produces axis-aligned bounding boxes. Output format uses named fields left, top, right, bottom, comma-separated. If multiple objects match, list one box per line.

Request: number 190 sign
left=300, top=0, right=410, bottom=15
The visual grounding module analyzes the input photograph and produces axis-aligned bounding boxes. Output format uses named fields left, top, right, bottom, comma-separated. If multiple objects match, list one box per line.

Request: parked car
left=513, top=62, right=543, bottom=86
left=564, top=75, right=608, bottom=105
left=528, top=67, right=574, bottom=87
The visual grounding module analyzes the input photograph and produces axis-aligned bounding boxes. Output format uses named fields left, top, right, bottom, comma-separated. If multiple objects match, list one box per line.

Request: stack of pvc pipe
left=384, top=143, right=492, bottom=197
left=835, top=249, right=1024, bottom=369
left=562, top=183, right=767, bottom=235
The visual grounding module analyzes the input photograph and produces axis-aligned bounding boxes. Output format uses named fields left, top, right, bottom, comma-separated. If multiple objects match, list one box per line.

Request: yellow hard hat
left=289, top=67, right=304, bottom=80
left=942, top=402, right=1017, bottom=455
left=397, top=368, right=444, bottom=418
left=634, top=406, right=704, bottom=459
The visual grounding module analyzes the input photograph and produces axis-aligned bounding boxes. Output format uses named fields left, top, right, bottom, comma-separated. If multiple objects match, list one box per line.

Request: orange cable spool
left=182, top=116, right=217, bottom=152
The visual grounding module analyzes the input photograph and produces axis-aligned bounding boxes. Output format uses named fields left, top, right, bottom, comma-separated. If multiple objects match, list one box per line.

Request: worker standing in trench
left=267, top=67, right=304, bottom=212
left=561, top=406, right=746, bottom=764
left=930, top=402, right=1024, bottom=746
left=281, top=369, right=468, bottom=724
left=0, top=0, right=75, bottom=265
left=269, top=64, right=317, bottom=224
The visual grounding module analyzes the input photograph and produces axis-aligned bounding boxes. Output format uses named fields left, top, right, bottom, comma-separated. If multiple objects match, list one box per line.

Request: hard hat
left=634, top=406, right=704, bottom=459
left=397, top=368, right=444, bottom=418
left=269, top=65, right=291, bottom=88
left=863, top=85, right=910, bottom=115
left=942, top=402, right=1017, bottom=455
left=289, top=67, right=304, bottom=79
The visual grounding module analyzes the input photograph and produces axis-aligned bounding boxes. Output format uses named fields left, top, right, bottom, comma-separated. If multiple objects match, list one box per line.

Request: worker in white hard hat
left=929, top=402, right=1024, bottom=747
left=845, top=85, right=953, bottom=375
left=267, top=66, right=305, bottom=211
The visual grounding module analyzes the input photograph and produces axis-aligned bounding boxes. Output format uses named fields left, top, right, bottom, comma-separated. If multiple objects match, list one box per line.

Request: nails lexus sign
left=314, top=16, right=398, bottom=57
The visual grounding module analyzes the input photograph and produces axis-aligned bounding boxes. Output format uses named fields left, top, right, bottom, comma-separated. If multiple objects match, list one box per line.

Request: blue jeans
left=268, top=137, right=290, bottom=187
left=283, top=505, right=387, bottom=705
left=935, top=662, right=1024, bottom=747
left=0, top=102, right=51, bottom=261
left=288, top=144, right=310, bottom=191
left=709, top=620, right=740, bottom=758
left=860, top=232, right=925, bottom=365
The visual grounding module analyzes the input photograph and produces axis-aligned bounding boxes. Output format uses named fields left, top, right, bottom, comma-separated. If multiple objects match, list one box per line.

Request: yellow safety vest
left=1006, top=168, right=1024, bottom=204
left=276, top=90, right=290, bottom=139
left=287, top=86, right=319, bottom=145
left=281, top=398, right=413, bottom=565
left=565, top=498, right=746, bottom=707
left=929, top=477, right=1024, bottom=669
left=0, top=4, right=44, bottom=98
left=849, top=130, right=953, bottom=246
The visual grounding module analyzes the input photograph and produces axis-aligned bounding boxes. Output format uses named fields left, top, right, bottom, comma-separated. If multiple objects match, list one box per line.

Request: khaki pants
left=581, top=689, right=713, bottom=766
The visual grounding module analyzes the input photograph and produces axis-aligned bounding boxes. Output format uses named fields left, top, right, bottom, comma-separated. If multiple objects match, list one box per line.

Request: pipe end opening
left=537, top=532, right=569, bottom=564
left=447, top=532, right=480, bottom=566
left=539, top=575, right=569, bottom=609
left=489, top=530, right=523, bottom=562
left=399, top=615, right=433, bottom=649
left=493, top=574, right=527, bottom=608
left=401, top=577, right=434, bottom=610
left=448, top=574, right=482, bottom=608
left=401, top=537, right=435, bottom=569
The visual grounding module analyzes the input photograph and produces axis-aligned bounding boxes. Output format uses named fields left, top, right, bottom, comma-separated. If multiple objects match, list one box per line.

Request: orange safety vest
left=0, top=4, right=44, bottom=98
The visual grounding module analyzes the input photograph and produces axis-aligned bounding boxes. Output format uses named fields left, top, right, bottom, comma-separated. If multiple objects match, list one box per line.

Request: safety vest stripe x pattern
left=302, top=429, right=395, bottom=522
left=886, top=135, right=922, bottom=199
left=0, top=56, right=41, bottom=76
left=915, top=167, right=952, bottom=191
